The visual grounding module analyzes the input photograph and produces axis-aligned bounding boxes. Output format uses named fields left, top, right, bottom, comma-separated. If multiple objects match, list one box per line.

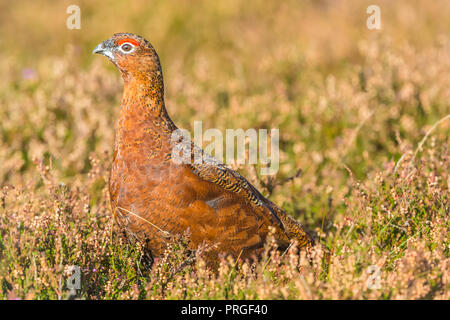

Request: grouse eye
left=120, top=43, right=134, bottom=53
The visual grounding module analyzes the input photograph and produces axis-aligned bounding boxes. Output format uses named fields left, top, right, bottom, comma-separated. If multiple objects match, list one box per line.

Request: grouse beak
left=92, top=41, right=115, bottom=61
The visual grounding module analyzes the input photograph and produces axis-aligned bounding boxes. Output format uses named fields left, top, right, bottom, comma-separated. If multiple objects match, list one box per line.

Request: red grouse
left=93, top=33, right=314, bottom=267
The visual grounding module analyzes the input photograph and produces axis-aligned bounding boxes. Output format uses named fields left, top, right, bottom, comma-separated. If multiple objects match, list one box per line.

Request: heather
left=0, top=0, right=448, bottom=299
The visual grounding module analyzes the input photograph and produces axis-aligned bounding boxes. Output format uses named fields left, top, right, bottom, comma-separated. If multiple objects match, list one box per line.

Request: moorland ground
left=0, top=0, right=448, bottom=299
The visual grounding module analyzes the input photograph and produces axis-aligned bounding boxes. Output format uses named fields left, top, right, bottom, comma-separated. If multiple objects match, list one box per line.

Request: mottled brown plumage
left=93, top=33, right=314, bottom=267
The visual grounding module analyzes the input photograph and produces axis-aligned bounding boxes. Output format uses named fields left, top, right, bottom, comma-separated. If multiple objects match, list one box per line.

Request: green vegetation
left=0, top=0, right=448, bottom=299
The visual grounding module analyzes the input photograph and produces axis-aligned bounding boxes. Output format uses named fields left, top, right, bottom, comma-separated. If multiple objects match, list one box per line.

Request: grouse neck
left=119, top=79, right=176, bottom=135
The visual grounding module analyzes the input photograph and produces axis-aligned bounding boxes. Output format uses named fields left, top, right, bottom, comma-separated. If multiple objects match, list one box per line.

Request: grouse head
left=93, top=33, right=162, bottom=84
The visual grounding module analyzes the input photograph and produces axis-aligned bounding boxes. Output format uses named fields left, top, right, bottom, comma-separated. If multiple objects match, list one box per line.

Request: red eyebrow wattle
left=118, top=38, right=139, bottom=46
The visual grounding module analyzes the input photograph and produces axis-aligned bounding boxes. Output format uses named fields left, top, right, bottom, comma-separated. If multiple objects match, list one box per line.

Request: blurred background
left=0, top=0, right=449, bottom=222
left=0, top=0, right=449, bottom=300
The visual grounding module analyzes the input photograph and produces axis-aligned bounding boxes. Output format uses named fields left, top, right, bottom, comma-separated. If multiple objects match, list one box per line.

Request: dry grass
left=0, top=0, right=448, bottom=299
